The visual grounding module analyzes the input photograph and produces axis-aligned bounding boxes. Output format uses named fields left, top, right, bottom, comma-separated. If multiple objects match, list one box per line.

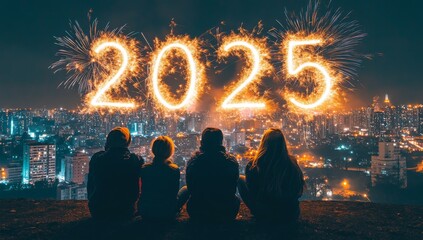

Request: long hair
left=250, top=128, right=304, bottom=198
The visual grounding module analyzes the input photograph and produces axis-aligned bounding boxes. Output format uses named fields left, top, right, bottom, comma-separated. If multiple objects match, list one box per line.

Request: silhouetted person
left=138, top=136, right=188, bottom=221
left=87, top=127, right=144, bottom=221
left=184, top=127, right=240, bottom=222
left=238, top=128, right=305, bottom=223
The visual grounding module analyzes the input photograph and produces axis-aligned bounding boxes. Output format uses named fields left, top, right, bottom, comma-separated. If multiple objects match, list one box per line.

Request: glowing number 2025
left=152, top=43, right=199, bottom=110
left=90, top=42, right=135, bottom=108
left=287, top=39, right=332, bottom=109
left=221, top=41, right=265, bottom=109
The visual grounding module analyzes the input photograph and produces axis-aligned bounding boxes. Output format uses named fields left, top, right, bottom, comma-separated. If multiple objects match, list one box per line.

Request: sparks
left=50, top=19, right=136, bottom=94
left=89, top=41, right=135, bottom=108
left=270, top=0, right=367, bottom=115
left=287, top=39, right=332, bottom=109
left=150, top=36, right=205, bottom=111
left=217, top=31, right=273, bottom=110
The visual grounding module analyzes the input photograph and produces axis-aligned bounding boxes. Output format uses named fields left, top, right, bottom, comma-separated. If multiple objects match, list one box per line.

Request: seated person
left=185, top=127, right=240, bottom=222
left=87, top=127, right=144, bottom=221
left=138, top=136, right=186, bottom=221
left=238, top=128, right=305, bottom=223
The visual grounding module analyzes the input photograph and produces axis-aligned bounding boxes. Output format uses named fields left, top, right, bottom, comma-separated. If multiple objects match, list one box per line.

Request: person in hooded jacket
left=184, top=127, right=240, bottom=222
left=87, top=127, right=144, bottom=221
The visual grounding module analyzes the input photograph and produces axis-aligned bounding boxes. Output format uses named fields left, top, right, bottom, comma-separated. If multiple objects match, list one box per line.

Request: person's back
left=186, top=128, right=240, bottom=222
left=238, top=128, right=304, bottom=223
left=87, top=127, right=144, bottom=221
left=244, top=158, right=302, bottom=222
left=138, top=136, right=182, bottom=221
left=139, top=161, right=180, bottom=220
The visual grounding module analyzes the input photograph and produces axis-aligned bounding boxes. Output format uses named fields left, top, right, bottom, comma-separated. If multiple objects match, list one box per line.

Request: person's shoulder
left=129, top=153, right=145, bottom=165
left=140, top=162, right=153, bottom=174
left=168, top=162, right=179, bottom=171
left=90, top=151, right=105, bottom=163
left=91, top=150, right=105, bottom=159
left=246, top=160, right=254, bottom=169
left=187, top=151, right=202, bottom=166
left=223, top=152, right=239, bottom=167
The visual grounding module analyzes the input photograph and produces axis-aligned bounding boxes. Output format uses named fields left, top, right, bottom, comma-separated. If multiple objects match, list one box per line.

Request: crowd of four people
left=87, top=127, right=305, bottom=223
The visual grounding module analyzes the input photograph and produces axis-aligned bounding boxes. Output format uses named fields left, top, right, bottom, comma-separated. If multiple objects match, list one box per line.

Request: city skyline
left=0, top=0, right=422, bottom=108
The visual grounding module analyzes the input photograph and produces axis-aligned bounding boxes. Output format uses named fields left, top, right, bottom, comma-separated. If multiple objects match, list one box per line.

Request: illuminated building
left=231, top=131, right=246, bottom=146
left=371, top=141, right=407, bottom=188
left=57, top=183, right=87, bottom=200
left=7, top=163, right=22, bottom=184
left=64, top=152, right=89, bottom=184
left=1, top=167, right=6, bottom=183
left=22, top=142, right=56, bottom=184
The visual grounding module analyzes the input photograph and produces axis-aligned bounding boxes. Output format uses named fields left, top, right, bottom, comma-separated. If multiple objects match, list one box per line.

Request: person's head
left=251, top=128, right=304, bottom=197
left=151, top=136, right=175, bottom=163
left=105, top=127, right=131, bottom=150
left=200, top=127, right=224, bottom=153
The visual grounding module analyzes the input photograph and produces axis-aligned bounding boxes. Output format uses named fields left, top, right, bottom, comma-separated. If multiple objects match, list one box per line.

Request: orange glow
left=86, top=34, right=141, bottom=111
left=217, top=32, right=273, bottom=110
left=149, top=36, right=205, bottom=111
left=282, top=34, right=341, bottom=115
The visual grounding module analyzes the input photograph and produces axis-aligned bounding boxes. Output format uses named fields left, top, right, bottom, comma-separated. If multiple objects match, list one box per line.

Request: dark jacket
left=245, top=160, right=302, bottom=222
left=87, top=148, right=144, bottom=221
left=138, top=160, right=180, bottom=220
left=186, top=147, right=240, bottom=221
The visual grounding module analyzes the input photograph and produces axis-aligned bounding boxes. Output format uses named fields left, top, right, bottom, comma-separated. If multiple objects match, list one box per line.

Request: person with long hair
left=138, top=136, right=187, bottom=221
left=238, top=128, right=305, bottom=222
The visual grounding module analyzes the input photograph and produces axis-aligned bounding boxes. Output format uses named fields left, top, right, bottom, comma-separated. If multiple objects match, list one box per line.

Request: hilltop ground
left=0, top=200, right=422, bottom=240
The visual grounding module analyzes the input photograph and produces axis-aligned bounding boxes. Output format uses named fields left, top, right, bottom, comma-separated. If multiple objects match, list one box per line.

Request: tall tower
left=384, top=94, right=391, bottom=105
left=22, top=142, right=56, bottom=184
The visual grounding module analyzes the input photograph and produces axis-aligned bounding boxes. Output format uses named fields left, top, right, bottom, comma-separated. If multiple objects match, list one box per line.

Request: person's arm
left=87, top=152, right=101, bottom=199
left=130, top=155, right=143, bottom=203
left=185, top=156, right=194, bottom=191
left=172, top=166, right=181, bottom=198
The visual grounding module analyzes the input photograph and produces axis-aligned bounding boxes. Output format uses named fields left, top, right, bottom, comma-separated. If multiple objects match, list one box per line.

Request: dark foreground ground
left=0, top=200, right=422, bottom=240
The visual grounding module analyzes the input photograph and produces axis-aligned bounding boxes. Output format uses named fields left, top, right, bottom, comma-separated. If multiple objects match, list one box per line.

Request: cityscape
left=1, top=0, right=423, bottom=239
left=1, top=94, right=422, bottom=204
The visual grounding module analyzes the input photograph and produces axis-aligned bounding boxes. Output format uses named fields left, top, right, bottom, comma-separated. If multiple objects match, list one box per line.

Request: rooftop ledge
left=0, top=200, right=422, bottom=240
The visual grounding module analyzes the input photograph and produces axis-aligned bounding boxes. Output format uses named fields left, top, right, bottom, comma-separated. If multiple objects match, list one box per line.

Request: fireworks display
left=149, top=35, right=205, bottom=111
left=51, top=19, right=142, bottom=110
left=87, top=35, right=141, bottom=109
left=51, top=1, right=365, bottom=114
left=270, top=0, right=367, bottom=114
left=217, top=30, right=273, bottom=110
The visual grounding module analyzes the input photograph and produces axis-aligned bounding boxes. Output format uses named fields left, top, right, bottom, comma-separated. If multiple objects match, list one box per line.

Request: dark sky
left=0, top=0, right=422, bottom=108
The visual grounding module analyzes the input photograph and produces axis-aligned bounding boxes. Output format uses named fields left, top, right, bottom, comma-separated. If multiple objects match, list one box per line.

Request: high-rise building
left=230, top=131, right=246, bottom=147
left=22, top=142, right=56, bottom=184
left=371, top=141, right=407, bottom=188
left=7, top=163, right=23, bottom=184
left=64, top=152, right=90, bottom=184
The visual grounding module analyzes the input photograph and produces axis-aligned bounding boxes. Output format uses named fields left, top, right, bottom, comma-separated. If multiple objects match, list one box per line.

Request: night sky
left=0, top=0, right=422, bottom=108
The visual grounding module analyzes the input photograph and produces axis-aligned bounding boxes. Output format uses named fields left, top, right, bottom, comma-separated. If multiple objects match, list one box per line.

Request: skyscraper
left=64, top=152, right=90, bottom=184
left=22, top=142, right=56, bottom=184
left=371, top=141, right=407, bottom=188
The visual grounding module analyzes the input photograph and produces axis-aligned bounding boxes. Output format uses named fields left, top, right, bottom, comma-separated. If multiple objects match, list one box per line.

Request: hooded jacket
left=186, top=146, right=240, bottom=221
left=87, top=147, right=144, bottom=220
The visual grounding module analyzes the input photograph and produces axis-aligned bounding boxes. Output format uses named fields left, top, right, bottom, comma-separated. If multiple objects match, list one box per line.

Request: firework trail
left=270, top=0, right=368, bottom=83
left=50, top=18, right=135, bottom=94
